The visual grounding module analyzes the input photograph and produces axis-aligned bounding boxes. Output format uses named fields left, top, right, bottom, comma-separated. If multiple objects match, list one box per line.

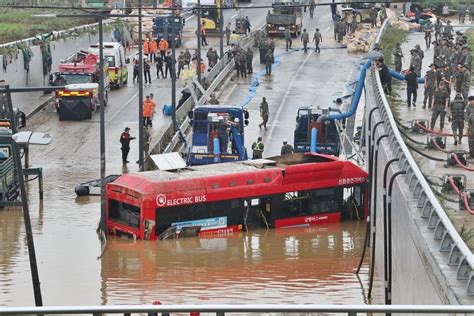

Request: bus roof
left=109, top=153, right=368, bottom=196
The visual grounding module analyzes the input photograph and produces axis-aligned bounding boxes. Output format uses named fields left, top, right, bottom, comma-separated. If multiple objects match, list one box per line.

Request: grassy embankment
left=378, top=26, right=408, bottom=119
left=0, top=9, right=96, bottom=45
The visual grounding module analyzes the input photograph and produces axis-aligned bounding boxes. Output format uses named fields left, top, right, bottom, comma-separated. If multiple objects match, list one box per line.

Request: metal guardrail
left=149, top=30, right=260, bottom=159
left=1, top=304, right=474, bottom=314
left=370, top=20, right=474, bottom=296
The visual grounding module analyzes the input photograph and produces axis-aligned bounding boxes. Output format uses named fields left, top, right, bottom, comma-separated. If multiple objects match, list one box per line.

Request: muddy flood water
left=1, top=186, right=369, bottom=306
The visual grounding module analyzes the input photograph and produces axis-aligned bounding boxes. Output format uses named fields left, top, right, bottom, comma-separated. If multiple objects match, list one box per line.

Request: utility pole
left=98, top=16, right=107, bottom=235
left=138, top=0, right=144, bottom=170
left=219, top=1, right=224, bottom=58
left=197, top=0, right=202, bottom=84
left=171, top=13, right=177, bottom=132
left=5, top=85, right=43, bottom=306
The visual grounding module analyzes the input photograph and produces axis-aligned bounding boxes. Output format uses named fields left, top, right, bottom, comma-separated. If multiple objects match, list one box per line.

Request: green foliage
left=0, top=9, right=95, bottom=44
left=380, top=27, right=407, bottom=67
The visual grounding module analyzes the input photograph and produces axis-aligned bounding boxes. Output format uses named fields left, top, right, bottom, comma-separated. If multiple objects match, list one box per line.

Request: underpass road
left=27, top=0, right=273, bottom=177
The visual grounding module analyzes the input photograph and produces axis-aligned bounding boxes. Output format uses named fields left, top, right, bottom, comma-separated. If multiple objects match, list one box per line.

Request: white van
left=89, top=42, right=128, bottom=89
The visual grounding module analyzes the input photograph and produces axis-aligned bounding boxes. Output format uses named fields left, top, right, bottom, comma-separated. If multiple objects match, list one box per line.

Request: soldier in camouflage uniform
left=461, top=64, right=471, bottom=102
left=449, top=93, right=466, bottom=145
left=392, top=43, right=403, bottom=73
left=410, top=50, right=422, bottom=77
left=431, top=83, right=450, bottom=132
left=467, top=96, right=474, bottom=158
left=423, top=63, right=437, bottom=109
left=259, top=38, right=268, bottom=64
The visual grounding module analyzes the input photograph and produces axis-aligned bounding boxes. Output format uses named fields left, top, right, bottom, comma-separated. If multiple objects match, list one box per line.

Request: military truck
left=266, top=1, right=303, bottom=37
left=0, top=124, right=19, bottom=205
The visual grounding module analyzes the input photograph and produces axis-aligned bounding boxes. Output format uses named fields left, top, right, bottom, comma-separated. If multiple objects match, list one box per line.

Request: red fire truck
left=105, top=153, right=368, bottom=240
left=53, top=51, right=110, bottom=120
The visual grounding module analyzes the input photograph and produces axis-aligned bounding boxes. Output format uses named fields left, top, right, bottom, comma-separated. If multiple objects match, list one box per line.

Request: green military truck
left=0, top=125, right=19, bottom=205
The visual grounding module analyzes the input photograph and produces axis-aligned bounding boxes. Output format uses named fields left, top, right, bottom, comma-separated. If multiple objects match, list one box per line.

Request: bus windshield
left=104, top=55, right=115, bottom=67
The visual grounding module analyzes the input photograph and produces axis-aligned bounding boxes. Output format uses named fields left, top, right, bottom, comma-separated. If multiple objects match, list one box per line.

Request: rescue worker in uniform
left=431, top=83, right=450, bottom=132
left=449, top=93, right=466, bottom=145
left=259, top=38, right=268, bottom=64
left=461, top=64, right=471, bottom=102
left=184, top=48, right=192, bottom=67
left=301, top=28, right=309, bottom=53
left=259, top=97, right=269, bottom=130
left=467, top=96, right=474, bottom=158
left=177, top=51, right=185, bottom=78
left=252, top=136, right=264, bottom=159
left=313, top=28, right=322, bottom=53
left=423, top=63, right=437, bottom=109
left=410, top=49, right=422, bottom=77
left=246, top=47, right=253, bottom=74
left=424, top=20, right=433, bottom=48
left=264, top=50, right=273, bottom=76
left=392, top=43, right=403, bottom=73
left=281, top=139, right=294, bottom=155
left=120, top=127, right=135, bottom=164
left=284, top=27, right=292, bottom=51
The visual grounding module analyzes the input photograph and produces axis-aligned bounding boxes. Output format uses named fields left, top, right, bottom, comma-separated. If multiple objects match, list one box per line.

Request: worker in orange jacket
left=143, top=95, right=156, bottom=127
left=149, top=39, right=158, bottom=63
left=158, top=38, right=169, bottom=58
left=143, top=39, right=150, bottom=60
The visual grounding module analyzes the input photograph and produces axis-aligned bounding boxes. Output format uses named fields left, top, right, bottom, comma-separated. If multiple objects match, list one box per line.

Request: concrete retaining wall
left=366, top=73, right=466, bottom=307
left=0, top=23, right=131, bottom=115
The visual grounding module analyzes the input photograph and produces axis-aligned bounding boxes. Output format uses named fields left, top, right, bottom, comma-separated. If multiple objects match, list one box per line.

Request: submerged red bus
left=105, top=153, right=368, bottom=240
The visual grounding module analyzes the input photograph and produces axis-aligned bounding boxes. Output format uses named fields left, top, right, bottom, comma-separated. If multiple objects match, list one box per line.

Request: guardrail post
left=348, top=312, right=357, bottom=316
left=216, top=312, right=225, bottom=316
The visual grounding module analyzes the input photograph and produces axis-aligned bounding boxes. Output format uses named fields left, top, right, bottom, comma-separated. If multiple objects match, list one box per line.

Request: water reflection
left=101, top=222, right=368, bottom=306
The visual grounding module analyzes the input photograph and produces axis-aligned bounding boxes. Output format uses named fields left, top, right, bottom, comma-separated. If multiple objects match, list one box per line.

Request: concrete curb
left=26, top=95, right=53, bottom=120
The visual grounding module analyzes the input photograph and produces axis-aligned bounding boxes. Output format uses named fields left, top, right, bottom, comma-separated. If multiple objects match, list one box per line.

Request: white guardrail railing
left=371, top=20, right=474, bottom=296
left=1, top=304, right=474, bottom=315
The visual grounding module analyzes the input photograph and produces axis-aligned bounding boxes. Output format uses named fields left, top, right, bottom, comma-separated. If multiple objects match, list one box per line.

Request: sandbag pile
left=344, top=24, right=378, bottom=53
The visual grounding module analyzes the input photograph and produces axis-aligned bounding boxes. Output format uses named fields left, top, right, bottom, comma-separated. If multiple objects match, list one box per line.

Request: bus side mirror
left=244, top=119, right=249, bottom=126
left=296, top=117, right=300, bottom=123
left=244, top=109, right=249, bottom=119
left=188, top=110, right=193, bottom=120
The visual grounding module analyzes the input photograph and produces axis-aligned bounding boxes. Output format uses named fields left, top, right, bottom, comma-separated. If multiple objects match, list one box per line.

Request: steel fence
left=369, top=20, right=474, bottom=297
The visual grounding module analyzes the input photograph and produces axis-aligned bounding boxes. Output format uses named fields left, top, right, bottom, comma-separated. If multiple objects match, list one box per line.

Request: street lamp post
left=197, top=0, right=202, bottom=84
left=219, top=2, right=224, bottom=58
left=171, top=12, right=177, bottom=132
left=98, top=16, right=107, bottom=234
left=138, top=0, right=144, bottom=170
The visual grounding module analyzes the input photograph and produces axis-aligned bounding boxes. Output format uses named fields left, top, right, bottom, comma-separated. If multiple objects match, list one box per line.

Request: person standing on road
left=301, top=28, right=309, bottom=53
left=405, top=66, right=418, bottom=107
left=239, top=52, right=247, bottom=78
left=184, top=48, right=191, bottom=67
left=156, top=56, right=164, bottom=79
left=244, top=16, right=251, bottom=34
left=461, top=64, right=471, bottom=102
left=369, top=6, right=377, bottom=28
left=281, top=139, right=294, bottom=155
left=443, top=20, right=453, bottom=38
left=144, top=59, right=152, bottom=84
left=177, top=51, right=185, bottom=78
left=264, top=50, right=273, bottom=75
left=149, top=38, right=158, bottom=62
left=313, top=28, right=322, bottom=53
left=164, top=52, right=173, bottom=79
left=259, top=38, right=268, bottom=64
left=409, top=50, right=422, bottom=77
left=225, top=22, right=232, bottom=45
left=120, top=127, right=135, bottom=164
left=259, top=97, right=269, bottom=130
left=133, top=59, right=139, bottom=83
left=284, top=27, right=292, bottom=51
left=143, top=39, right=150, bottom=60
left=423, top=63, right=437, bottom=109
left=158, top=38, right=169, bottom=59
left=246, top=47, right=253, bottom=74
left=251, top=136, right=264, bottom=159
left=143, top=95, right=156, bottom=127
left=201, top=22, right=208, bottom=46
left=392, top=43, right=403, bottom=73
left=449, top=93, right=466, bottom=145
left=424, top=20, right=433, bottom=49
left=431, top=82, right=449, bottom=132
left=375, top=58, right=392, bottom=95
left=467, top=96, right=474, bottom=158
left=309, top=1, right=315, bottom=19
left=442, top=3, right=449, bottom=18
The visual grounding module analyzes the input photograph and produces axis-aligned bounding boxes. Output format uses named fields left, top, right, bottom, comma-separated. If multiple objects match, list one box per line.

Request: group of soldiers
left=256, top=34, right=276, bottom=75
left=390, top=20, right=474, bottom=156
left=231, top=46, right=254, bottom=78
